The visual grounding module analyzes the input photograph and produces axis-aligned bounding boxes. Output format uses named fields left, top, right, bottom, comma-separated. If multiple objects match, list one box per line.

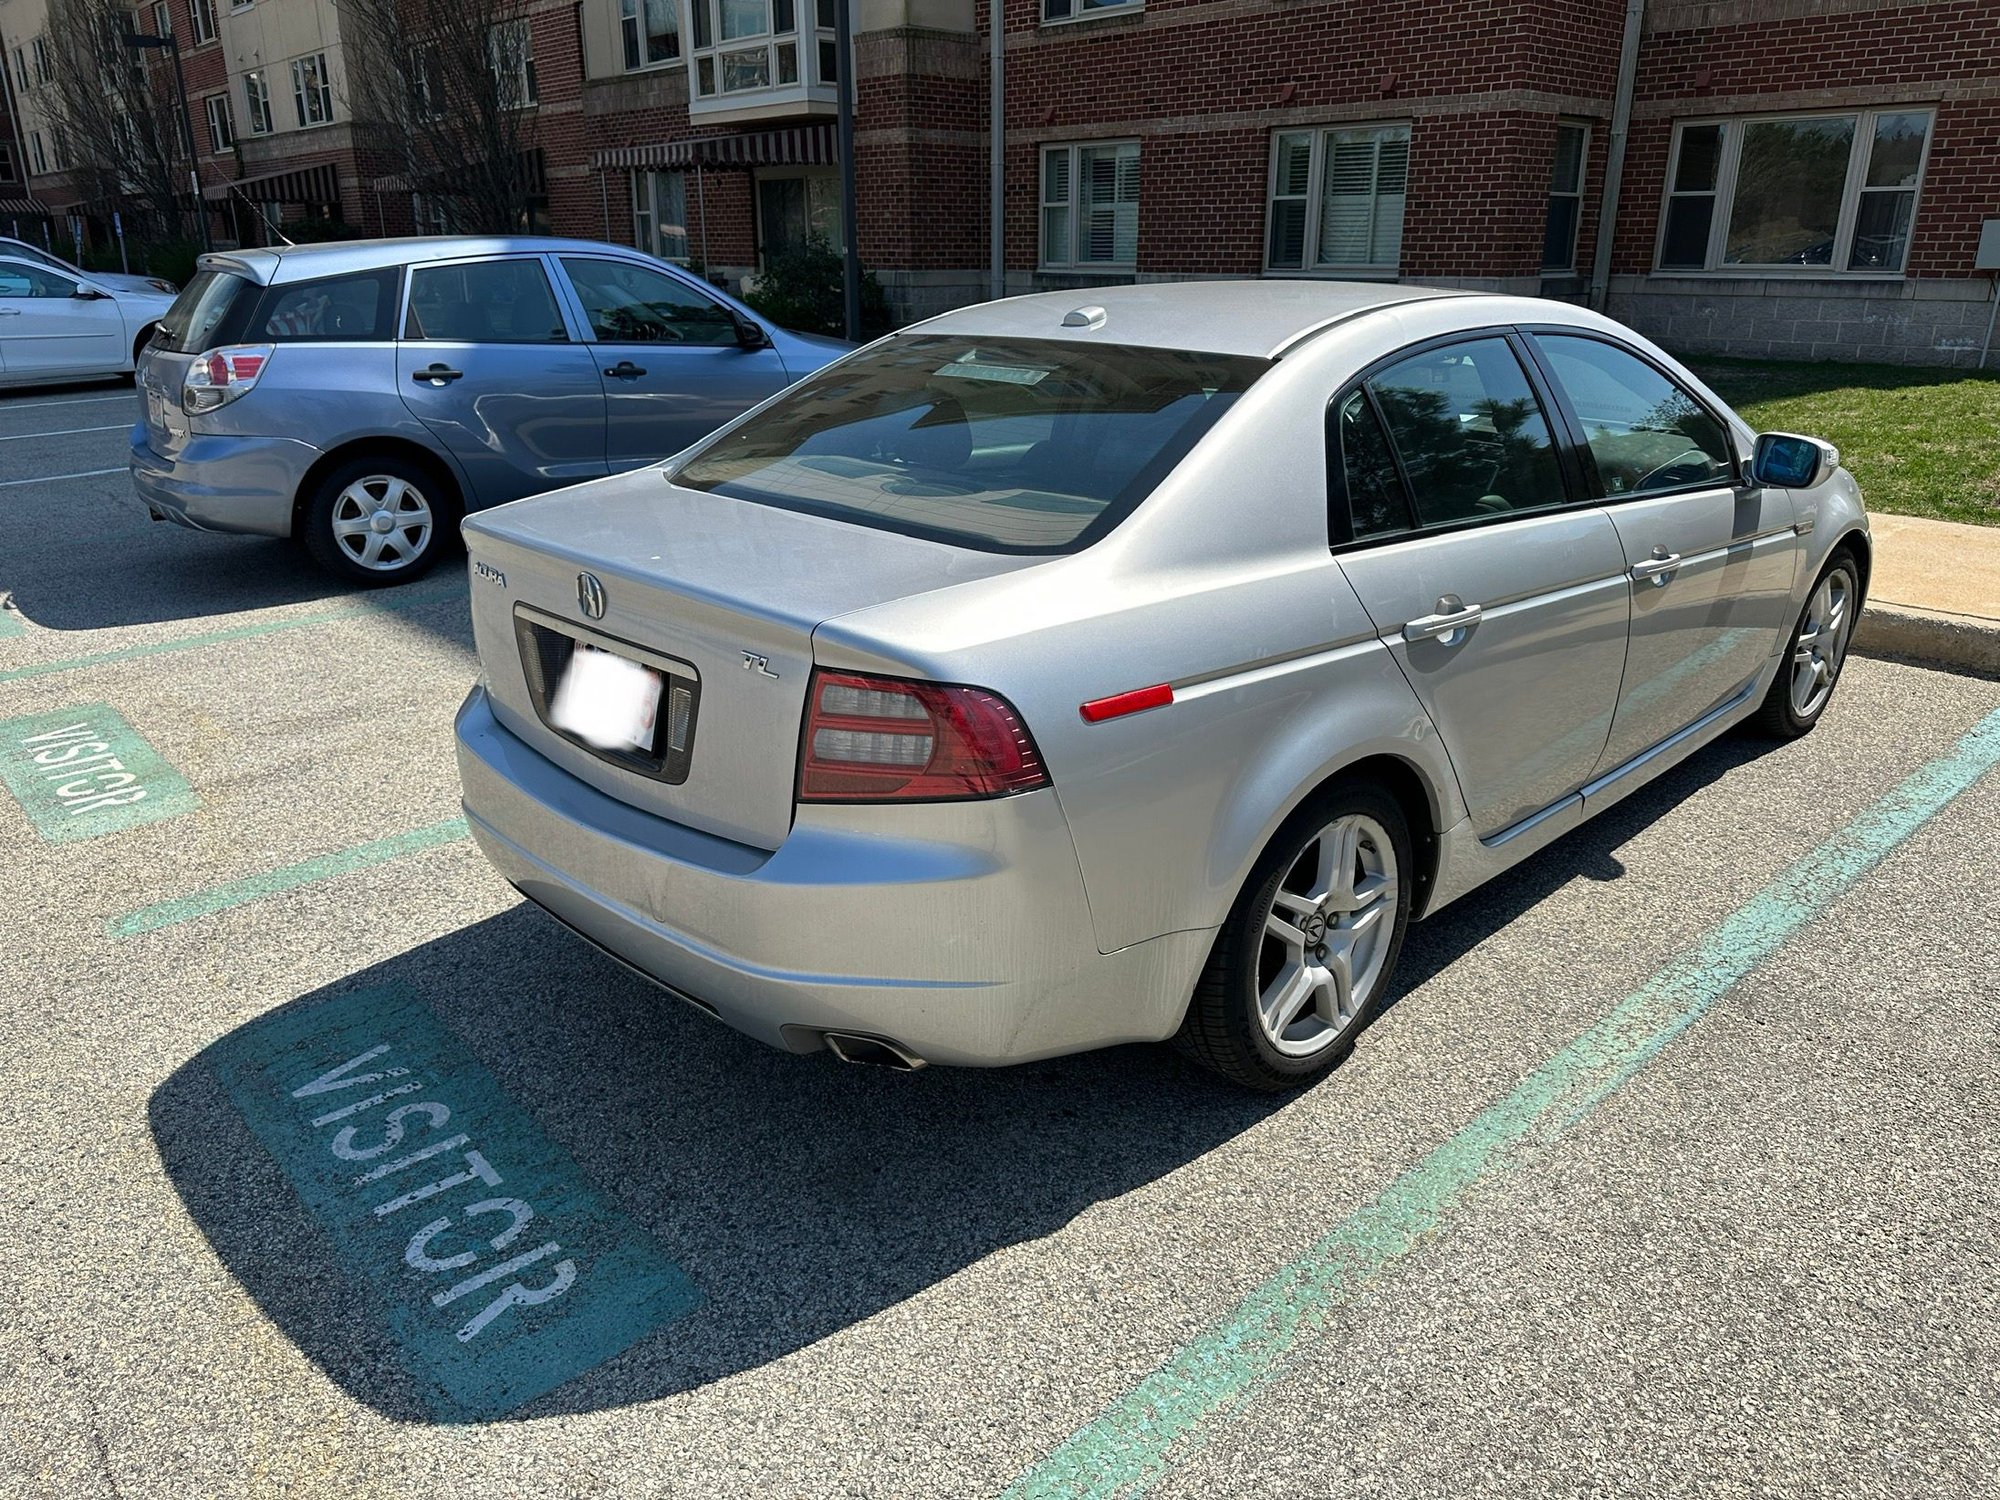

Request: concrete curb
left=1852, top=602, right=2000, bottom=678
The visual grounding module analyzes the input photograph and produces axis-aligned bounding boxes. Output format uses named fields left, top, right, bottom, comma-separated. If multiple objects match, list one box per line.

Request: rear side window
left=1331, top=388, right=1412, bottom=540
left=1533, top=334, right=1734, bottom=497
left=153, top=268, right=259, bottom=353
left=674, top=335, right=1269, bottom=554
left=1365, top=338, right=1566, bottom=529
left=252, top=268, right=400, bottom=342
left=406, top=259, right=569, bottom=344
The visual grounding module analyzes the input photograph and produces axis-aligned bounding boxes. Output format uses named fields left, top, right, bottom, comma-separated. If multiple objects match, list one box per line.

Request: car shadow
left=147, top=728, right=1786, bottom=1425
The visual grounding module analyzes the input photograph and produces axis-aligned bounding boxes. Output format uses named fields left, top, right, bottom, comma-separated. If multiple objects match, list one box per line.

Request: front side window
left=1039, top=141, right=1139, bottom=270
left=292, top=53, right=333, bottom=127
left=0, top=262, right=78, bottom=297
left=632, top=171, right=689, bottom=261
left=1266, top=123, right=1409, bottom=274
left=1365, top=338, right=1565, bottom=529
left=1543, top=123, right=1588, bottom=272
left=406, top=259, right=569, bottom=343
left=1658, top=109, right=1932, bottom=274
left=205, top=94, right=234, bottom=153
left=560, top=257, right=736, bottom=345
left=244, top=71, right=273, bottom=134
left=190, top=0, right=217, bottom=43
left=255, top=269, right=400, bottom=342
left=1535, top=335, right=1733, bottom=497
left=621, top=0, right=679, bottom=68
left=676, top=335, right=1268, bottom=554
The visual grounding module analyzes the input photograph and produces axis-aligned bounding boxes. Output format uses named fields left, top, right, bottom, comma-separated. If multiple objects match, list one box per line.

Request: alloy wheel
left=1256, top=813, right=1399, bottom=1057
left=330, top=475, right=434, bottom=572
left=1789, top=567, right=1852, bottom=719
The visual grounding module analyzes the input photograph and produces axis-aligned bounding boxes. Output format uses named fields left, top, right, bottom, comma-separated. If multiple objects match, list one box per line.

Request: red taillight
left=798, top=669, right=1051, bottom=803
left=183, top=344, right=272, bottom=414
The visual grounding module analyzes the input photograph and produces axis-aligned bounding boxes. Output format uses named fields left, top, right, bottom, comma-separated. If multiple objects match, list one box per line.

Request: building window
left=756, top=167, right=838, bottom=262
left=688, top=0, right=834, bottom=100
left=1040, top=141, right=1139, bottom=270
left=1041, top=0, right=1140, bottom=19
left=0, top=144, right=15, bottom=183
left=190, top=0, right=217, bottom=43
left=1658, top=109, right=1933, bottom=274
left=633, top=169, right=689, bottom=261
left=244, top=70, right=273, bottom=134
left=8, top=47, right=25, bottom=92
left=1265, top=123, right=1409, bottom=274
left=151, top=1, right=170, bottom=36
left=1542, top=122, right=1588, bottom=272
left=489, top=20, right=537, bottom=108
left=32, top=35, right=52, bottom=84
left=292, top=53, right=333, bottom=126
left=205, top=93, right=234, bottom=153
left=29, top=131, right=49, bottom=175
left=621, top=0, right=679, bottom=69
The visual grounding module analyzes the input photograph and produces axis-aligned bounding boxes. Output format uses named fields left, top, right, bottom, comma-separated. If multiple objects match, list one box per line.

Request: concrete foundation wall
left=1608, top=275, right=2000, bottom=367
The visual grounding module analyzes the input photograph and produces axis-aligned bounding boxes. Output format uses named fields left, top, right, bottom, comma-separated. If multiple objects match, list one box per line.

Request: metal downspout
left=989, top=0, right=1004, bottom=300
left=1588, top=0, right=1646, bottom=312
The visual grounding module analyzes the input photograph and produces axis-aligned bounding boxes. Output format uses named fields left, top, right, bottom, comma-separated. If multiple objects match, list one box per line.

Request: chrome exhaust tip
left=822, top=1032, right=927, bottom=1071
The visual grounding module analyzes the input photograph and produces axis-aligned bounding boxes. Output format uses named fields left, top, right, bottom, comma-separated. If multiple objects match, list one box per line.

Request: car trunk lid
left=463, top=476, right=1033, bottom=850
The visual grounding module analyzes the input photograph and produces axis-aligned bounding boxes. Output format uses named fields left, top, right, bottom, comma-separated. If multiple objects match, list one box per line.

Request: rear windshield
left=673, top=335, right=1269, bottom=553
left=153, top=269, right=259, bottom=354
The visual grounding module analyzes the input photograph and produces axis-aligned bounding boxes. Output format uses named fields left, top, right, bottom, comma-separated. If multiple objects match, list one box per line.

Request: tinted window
left=1536, top=335, right=1734, bottom=497
left=406, top=259, right=568, bottom=343
left=0, top=261, right=77, bottom=297
left=155, top=269, right=258, bottom=353
left=675, top=335, right=1268, bottom=554
left=1367, top=338, right=1565, bottom=527
left=254, top=268, right=399, bottom=342
left=560, top=257, right=737, bottom=346
left=1332, top=387, right=1411, bottom=540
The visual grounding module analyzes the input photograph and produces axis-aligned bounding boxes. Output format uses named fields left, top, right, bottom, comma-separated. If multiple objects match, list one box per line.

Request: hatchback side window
left=1366, top=338, right=1566, bottom=527
left=1331, top=387, right=1413, bottom=541
left=405, top=259, right=569, bottom=343
left=255, top=268, right=400, bottom=342
left=1534, top=334, right=1734, bottom=498
left=559, top=257, right=739, bottom=346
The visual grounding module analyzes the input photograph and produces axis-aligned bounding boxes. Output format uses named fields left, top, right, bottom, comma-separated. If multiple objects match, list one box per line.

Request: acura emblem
left=577, top=572, right=606, bottom=620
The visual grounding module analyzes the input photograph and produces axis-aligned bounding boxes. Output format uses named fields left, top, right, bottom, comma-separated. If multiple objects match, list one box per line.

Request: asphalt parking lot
left=2, top=380, right=1997, bottom=1500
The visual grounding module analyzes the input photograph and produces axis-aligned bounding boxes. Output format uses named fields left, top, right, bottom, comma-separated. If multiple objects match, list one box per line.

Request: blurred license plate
left=548, top=646, right=664, bottom=754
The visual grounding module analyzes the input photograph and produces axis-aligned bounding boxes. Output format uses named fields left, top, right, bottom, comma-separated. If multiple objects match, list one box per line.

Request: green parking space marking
left=108, top=816, right=471, bottom=937
left=0, top=577, right=463, bottom=686
left=1005, top=701, right=2000, bottom=1500
left=208, top=982, right=701, bottom=1420
left=0, top=703, right=199, bottom=843
left=0, top=613, right=25, bottom=639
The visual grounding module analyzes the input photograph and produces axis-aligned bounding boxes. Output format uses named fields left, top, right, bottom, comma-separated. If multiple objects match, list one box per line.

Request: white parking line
left=0, top=424, right=131, bottom=443
left=0, top=467, right=124, bottom=489
left=0, top=393, right=134, bottom=411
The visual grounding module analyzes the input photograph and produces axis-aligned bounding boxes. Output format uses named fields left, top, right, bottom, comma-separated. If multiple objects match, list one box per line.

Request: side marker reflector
left=1080, top=684, right=1174, bottom=723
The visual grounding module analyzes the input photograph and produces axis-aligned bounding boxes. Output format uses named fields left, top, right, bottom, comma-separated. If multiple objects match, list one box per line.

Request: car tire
left=1176, top=779, right=1413, bottom=1092
left=301, top=454, right=458, bottom=587
left=1753, top=549, right=1859, bottom=739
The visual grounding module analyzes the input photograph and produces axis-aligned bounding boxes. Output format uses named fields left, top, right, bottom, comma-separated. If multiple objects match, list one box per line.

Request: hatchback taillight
left=798, top=669, right=1050, bottom=802
left=182, top=344, right=273, bottom=414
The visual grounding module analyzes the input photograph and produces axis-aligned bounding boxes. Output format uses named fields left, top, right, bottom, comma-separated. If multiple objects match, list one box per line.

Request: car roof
left=903, top=280, right=1482, bottom=359
left=198, top=236, right=668, bottom=286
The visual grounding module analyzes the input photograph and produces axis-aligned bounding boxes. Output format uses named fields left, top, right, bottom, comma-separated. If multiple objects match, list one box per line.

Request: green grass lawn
left=1687, top=358, right=2000, bottom=527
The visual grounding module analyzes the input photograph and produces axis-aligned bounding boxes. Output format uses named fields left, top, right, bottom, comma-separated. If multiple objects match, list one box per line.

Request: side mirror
left=733, top=315, right=770, bottom=351
left=1750, top=432, right=1838, bottom=489
left=72, top=286, right=109, bottom=301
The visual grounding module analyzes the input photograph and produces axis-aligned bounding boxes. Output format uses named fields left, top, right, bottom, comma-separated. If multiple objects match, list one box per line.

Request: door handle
left=411, top=364, right=463, bottom=385
left=1630, top=549, right=1683, bottom=584
left=604, top=360, right=647, bottom=379
left=1404, top=602, right=1484, bottom=644
left=0, top=308, right=19, bottom=316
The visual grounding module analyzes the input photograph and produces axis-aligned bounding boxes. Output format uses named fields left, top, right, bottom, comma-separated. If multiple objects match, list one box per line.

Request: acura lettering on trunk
left=455, top=282, right=1868, bottom=1090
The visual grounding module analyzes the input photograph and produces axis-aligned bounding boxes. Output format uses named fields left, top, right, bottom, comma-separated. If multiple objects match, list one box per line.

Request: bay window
left=1657, top=109, right=1932, bottom=274
left=688, top=0, right=836, bottom=105
left=1265, top=123, right=1409, bottom=274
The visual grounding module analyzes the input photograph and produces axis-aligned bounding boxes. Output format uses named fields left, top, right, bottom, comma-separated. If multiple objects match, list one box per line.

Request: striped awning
left=205, top=161, right=340, bottom=205
left=593, top=123, right=835, bottom=171
left=0, top=198, right=46, bottom=216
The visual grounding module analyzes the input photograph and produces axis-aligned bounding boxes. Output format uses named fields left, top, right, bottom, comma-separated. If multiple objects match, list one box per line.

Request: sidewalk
left=1853, top=512, right=2000, bottom=676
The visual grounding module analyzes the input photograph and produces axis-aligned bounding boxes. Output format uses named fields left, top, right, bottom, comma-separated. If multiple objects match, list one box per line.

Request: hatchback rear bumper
left=454, top=685, right=1206, bottom=1066
left=128, top=430, right=316, bottom=538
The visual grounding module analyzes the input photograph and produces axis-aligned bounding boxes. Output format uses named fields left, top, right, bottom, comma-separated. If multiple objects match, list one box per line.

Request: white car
left=0, top=235, right=178, bottom=296
left=0, top=255, right=176, bottom=387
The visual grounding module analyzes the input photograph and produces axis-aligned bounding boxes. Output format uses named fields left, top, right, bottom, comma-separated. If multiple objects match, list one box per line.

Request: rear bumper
left=454, top=685, right=1206, bottom=1066
left=127, top=429, right=317, bottom=538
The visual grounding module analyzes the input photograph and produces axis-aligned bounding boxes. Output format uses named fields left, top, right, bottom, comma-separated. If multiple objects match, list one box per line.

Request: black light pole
left=833, top=0, right=860, bottom=340
left=123, top=27, right=211, bottom=252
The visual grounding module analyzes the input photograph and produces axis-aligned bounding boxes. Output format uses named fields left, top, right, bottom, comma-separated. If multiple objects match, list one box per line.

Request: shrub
left=743, top=232, right=891, bottom=338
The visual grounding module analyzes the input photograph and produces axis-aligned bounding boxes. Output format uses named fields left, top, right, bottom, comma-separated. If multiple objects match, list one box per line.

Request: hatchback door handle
left=1630, top=550, right=1683, bottom=584
left=1404, top=603, right=1483, bottom=643
left=604, top=360, right=647, bottom=379
left=411, top=364, right=463, bottom=385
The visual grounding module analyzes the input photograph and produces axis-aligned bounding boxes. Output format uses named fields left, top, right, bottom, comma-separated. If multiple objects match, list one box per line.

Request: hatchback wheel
left=303, top=455, right=456, bottom=586
left=1755, top=550, right=1858, bottom=738
left=1178, top=781, right=1412, bottom=1091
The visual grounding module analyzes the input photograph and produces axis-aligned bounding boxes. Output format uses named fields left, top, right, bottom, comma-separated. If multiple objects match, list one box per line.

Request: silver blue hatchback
left=128, top=236, right=850, bottom=584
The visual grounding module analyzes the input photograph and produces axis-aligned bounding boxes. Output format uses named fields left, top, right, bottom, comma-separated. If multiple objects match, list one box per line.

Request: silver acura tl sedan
left=454, top=282, right=1866, bottom=1091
